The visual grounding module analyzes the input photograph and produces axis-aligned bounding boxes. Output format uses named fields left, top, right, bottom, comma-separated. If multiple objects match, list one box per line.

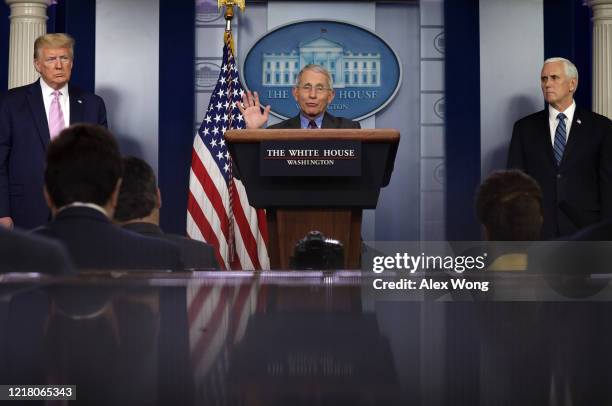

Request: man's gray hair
left=544, top=57, right=579, bottom=81
left=295, top=64, right=333, bottom=90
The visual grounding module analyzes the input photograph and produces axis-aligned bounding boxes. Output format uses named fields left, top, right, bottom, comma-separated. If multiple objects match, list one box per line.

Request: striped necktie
left=553, top=113, right=567, bottom=165
left=307, top=120, right=318, bottom=129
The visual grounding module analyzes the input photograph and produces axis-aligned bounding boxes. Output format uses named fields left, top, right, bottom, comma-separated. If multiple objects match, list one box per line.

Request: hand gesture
left=237, top=91, right=271, bottom=129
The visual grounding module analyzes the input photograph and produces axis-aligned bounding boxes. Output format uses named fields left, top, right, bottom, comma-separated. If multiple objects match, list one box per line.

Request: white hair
left=544, top=57, right=579, bottom=81
left=295, top=64, right=333, bottom=90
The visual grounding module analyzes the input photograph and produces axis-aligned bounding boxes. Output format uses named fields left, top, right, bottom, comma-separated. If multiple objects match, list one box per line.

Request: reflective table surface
left=1, top=271, right=612, bottom=405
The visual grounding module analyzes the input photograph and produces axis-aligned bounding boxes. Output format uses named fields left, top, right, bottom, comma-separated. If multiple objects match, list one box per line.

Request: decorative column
left=5, top=0, right=48, bottom=89
left=589, top=0, right=612, bottom=119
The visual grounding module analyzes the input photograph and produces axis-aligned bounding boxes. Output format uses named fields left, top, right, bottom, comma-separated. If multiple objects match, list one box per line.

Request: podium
left=225, top=129, right=399, bottom=269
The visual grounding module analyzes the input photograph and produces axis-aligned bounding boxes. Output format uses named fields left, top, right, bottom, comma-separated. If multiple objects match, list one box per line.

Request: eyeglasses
left=297, top=84, right=331, bottom=94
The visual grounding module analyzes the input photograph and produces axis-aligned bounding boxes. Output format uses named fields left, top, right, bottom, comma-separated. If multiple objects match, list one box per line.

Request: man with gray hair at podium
left=238, top=64, right=360, bottom=130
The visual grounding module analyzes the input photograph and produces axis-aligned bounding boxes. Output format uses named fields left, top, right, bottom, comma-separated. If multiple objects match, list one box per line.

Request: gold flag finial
left=218, top=0, right=245, bottom=31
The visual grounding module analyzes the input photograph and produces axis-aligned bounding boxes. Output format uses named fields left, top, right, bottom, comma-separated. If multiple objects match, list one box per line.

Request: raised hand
left=237, top=91, right=271, bottom=129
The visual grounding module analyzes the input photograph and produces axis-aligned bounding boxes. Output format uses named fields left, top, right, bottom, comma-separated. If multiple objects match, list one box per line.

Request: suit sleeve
left=599, top=116, right=612, bottom=220
left=352, top=120, right=361, bottom=129
left=0, top=92, right=11, bottom=217
left=507, top=121, right=524, bottom=169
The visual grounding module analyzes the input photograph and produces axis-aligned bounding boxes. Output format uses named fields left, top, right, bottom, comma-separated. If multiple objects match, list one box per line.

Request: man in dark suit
left=238, top=64, right=360, bottom=130
left=0, top=227, right=74, bottom=274
left=35, top=124, right=182, bottom=272
left=0, top=33, right=107, bottom=230
left=114, top=156, right=219, bottom=269
left=507, top=57, right=612, bottom=239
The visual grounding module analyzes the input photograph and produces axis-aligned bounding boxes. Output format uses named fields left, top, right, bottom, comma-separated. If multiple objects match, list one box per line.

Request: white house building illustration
left=262, top=37, right=381, bottom=88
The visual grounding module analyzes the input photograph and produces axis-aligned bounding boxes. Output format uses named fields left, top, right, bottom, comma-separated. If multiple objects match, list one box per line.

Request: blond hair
left=34, top=33, right=75, bottom=59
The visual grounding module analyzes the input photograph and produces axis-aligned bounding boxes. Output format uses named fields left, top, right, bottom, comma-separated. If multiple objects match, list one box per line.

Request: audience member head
left=44, top=124, right=123, bottom=217
left=114, top=156, right=161, bottom=224
left=475, top=170, right=543, bottom=241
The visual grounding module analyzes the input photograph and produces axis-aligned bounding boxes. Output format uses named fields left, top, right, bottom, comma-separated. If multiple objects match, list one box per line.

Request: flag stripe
left=187, top=285, right=214, bottom=326
left=231, top=181, right=262, bottom=270
left=191, top=286, right=232, bottom=366
left=191, top=142, right=230, bottom=238
left=187, top=193, right=228, bottom=269
left=234, top=179, right=270, bottom=269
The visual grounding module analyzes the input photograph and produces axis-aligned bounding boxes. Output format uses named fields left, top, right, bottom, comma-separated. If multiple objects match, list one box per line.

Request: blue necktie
left=308, top=120, right=318, bottom=129
left=553, top=113, right=567, bottom=165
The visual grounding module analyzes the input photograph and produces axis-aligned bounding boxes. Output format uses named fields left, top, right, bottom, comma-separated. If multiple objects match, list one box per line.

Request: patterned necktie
left=553, top=113, right=567, bottom=165
left=307, top=120, right=318, bottom=129
left=48, top=90, right=66, bottom=139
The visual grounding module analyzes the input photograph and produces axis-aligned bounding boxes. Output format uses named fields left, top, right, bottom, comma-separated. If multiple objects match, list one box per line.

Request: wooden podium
left=225, top=129, right=399, bottom=269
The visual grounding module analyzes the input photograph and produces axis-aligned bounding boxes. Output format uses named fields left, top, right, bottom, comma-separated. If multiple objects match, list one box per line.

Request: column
left=589, top=0, right=612, bottom=119
left=5, top=0, right=48, bottom=89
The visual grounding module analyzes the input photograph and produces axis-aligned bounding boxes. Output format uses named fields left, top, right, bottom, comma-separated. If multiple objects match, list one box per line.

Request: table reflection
left=0, top=272, right=611, bottom=405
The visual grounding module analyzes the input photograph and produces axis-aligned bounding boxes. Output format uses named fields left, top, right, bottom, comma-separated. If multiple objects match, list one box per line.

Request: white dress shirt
left=40, top=79, right=70, bottom=128
left=548, top=101, right=575, bottom=146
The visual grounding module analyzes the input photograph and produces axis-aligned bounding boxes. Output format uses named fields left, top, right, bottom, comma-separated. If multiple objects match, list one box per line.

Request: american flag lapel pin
left=77, top=99, right=83, bottom=104
left=576, top=118, right=581, bottom=125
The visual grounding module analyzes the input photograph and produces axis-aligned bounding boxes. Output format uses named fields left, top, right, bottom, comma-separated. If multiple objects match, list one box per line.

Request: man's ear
left=43, top=186, right=55, bottom=210
left=33, top=58, right=41, bottom=74
left=292, top=86, right=299, bottom=102
left=109, top=178, right=123, bottom=209
left=482, top=224, right=491, bottom=241
left=156, top=187, right=162, bottom=209
left=570, top=77, right=577, bottom=93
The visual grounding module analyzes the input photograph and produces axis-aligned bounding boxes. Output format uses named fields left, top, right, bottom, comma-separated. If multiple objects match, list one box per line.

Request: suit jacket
left=0, top=80, right=107, bottom=230
left=507, top=107, right=612, bottom=239
left=34, top=207, right=182, bottom=272
left=122, top=222, right=219, bottom=269
left=268, top=112, right=361, bottom=129
left=0, top=226, right=74, bottom=275
left=568, top=219, right=612, bottom=241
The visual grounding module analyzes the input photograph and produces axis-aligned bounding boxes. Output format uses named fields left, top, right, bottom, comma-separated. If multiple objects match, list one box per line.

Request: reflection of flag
left=187, top=32, right=269, bottom=270
left=187, top=278, right=260, bottom=404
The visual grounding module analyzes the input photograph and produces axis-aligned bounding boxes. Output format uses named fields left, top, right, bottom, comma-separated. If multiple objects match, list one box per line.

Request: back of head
left=45, top=124, right=122, bottom=208
left=475, top=170, right=543, bottom=241
left=114, top=156, right=158, bottom=222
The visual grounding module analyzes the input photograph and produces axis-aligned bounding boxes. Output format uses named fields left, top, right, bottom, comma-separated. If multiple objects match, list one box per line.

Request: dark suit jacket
left=268, top=112, right=361, bottom=129
left=507, top=107, right=612, bottom=239
left=0, top=80, right=107, bottom=230
left=34, top=207, right=182, bottom=272
left=0, top=226, right=74, bottom=275
left=122, top=222, right=219, bottom=269
left=568, top=219, right=612, bottom=241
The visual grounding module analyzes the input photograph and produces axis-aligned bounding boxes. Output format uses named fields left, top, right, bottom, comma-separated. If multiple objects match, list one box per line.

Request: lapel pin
left=77, top=99, right=83, bottom=104
left=577, top=119, right=581, bottom=125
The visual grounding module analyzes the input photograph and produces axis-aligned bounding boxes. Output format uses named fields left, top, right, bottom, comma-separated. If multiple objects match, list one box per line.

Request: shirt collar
left=57, top=202, right=109, bottom=217
left=300, top=113, right=325, bottom=129
left=39, top=78, right=69, bottom=98
left=548, top=100, right=576, bottom=120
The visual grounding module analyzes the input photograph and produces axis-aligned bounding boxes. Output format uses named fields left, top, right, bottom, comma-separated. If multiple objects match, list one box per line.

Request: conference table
left=1, top=270, right=611, bottom=405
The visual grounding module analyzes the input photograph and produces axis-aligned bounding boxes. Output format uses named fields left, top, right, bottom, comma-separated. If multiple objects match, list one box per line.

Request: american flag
left=187, top=33, right=269, bottom=270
